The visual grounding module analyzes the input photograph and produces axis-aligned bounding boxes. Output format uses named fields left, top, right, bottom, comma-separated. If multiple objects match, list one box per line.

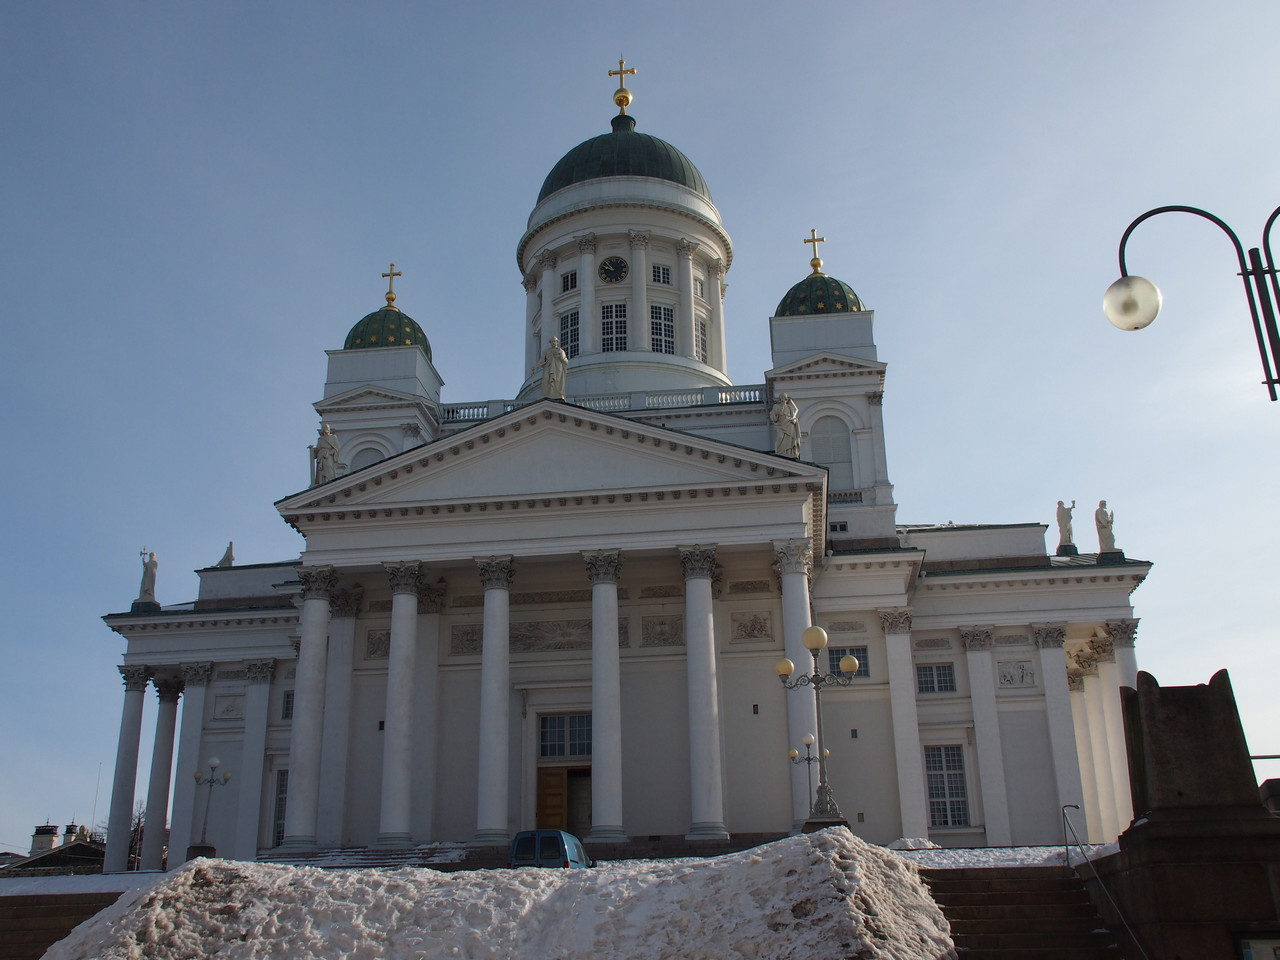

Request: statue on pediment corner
left=770, top=393, right=801, bottom=458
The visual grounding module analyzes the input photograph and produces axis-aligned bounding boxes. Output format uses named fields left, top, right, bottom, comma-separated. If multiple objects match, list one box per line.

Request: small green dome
left=343, top=306, right=432, bottom=358
left=775, top=273, right=865, bottom=317
left=538, top=114, right=711, bottom=204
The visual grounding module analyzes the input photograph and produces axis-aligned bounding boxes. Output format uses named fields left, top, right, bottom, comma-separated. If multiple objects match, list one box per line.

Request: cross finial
left=381, top=263, right=402, bottom=308
left=803, top=229, right=826, bottom=275
left=609, top=58, right=637, bottom=115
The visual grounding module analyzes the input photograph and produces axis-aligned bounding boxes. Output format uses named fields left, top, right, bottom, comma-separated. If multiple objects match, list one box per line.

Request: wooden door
left=537, top=767, right=568, bottom=830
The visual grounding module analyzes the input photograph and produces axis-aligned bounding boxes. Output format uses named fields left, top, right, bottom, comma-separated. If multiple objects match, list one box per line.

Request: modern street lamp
left=187, top=756, right=232, bottom=860
left=1102, top=203, right=1280, bottom=400
left=777, top=625, right=858, bottom=831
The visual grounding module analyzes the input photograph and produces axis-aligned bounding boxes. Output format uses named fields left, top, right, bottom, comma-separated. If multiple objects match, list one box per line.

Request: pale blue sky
left=2, top=1, right=1278, bottom=852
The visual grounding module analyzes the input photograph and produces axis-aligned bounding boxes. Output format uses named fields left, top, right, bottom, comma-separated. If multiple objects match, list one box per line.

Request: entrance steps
left=922, top=865, right=1123, bottom=960
left=0, top=892, right=123, bottom=960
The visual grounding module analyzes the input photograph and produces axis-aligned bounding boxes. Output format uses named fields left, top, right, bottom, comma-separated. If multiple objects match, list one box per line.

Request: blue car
left=507, top=830, right=592, bottom=868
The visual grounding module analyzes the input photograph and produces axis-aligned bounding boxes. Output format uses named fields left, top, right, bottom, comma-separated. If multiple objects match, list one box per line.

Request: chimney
left=30, top=824, right=59, bottom=855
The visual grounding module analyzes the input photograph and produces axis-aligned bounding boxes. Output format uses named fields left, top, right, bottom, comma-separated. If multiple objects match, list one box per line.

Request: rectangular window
left=601, top=303, right=628, bottom=352
left=281, top=690, right=294, bottom=720
left=696, top=320, right=708, bottom=363
left=829, top=646, right=870, bottom=678
left=829, top=521, right=849, bottom=533
left=560, top=270, right=577, bottom=294
left=540, top=714, right=592, bottom=758
left=650, top=305, right=675, bottom=354
left=694, top=277, right=705, bottom=299
left=272, top=769, right=289, bottom=846
left=559, top=311, right=580, bottom=358
left=925, top=745, right=970, bottom=827
left=916, top=662, right=957, bottom=694
left=651, top=264, right=671, bottom=285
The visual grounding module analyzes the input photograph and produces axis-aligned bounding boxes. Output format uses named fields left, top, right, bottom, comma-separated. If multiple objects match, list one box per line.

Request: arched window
left=349, top=447, right=385, bottom=472
left=810, top=416, right=855, bottom=490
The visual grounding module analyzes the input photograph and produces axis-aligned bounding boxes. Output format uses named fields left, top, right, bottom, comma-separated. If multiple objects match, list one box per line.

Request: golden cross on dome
left=803, top=229, right=826, bottom=275
left=609, top=58, right=637, bottom=115
left=381, top=263, right=402, bottom=307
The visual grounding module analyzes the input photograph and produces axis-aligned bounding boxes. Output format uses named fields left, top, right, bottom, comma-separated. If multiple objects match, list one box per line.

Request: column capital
left=867, top=392, right=885, bottom=406
left=522, top=274, right=538, bottom=293
left=536, top=250, right=558, bottom=271
left=244, top=658, right=277, bottom=684
left=476, top=555, right=515, bottom=591
left=583, top=550, right=623, bottom=584
left=1072, top=649, right=1100, bottom=676
left=676, top=238, right=699, bottom=260
left=1067, top=671, right=1085, bottom=692
left=298, top=566, right=338, bottom=600
left=1091, top=637, right=1116, bottom=662
left=678, top=545, right=717, bottom=580
left=118, top=664, right=154, bottom=692
left=707, top=258, right=724, bottom=279
left=1032, top=623, right=1068, bottom=648
left=384, top=561, right=423, bottom=596
left=960, top=627, right=994, bottom=651
left=181, top=662, right=212, bottom=686
left=628, top=229, right=650, bottom=250
left=879, top=608, right=914, bottom=635
left=418, top=578, right=447, bottom=614
left=1103, top=619, right=1139, bottom=647
left=772, top=539, right=813, bottom=577
left=329, top=588, right=363, bottom=619
left=153, top=676, right=184, bottom=702
left=576, top=232, right=597, bottom=255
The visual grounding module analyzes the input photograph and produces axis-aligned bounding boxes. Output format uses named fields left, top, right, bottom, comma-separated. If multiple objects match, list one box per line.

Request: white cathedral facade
left=101, top=83, right=1148, bottom=871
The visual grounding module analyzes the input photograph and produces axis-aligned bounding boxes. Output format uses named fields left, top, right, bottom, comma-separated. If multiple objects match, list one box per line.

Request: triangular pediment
left=768, top=352, right=887, bottom=379
left=279, top=400, right=825, bottom=512
left=315, top=385, right=427, bottom=414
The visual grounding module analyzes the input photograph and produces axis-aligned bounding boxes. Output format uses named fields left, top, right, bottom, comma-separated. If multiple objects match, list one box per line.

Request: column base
left=277, top=835, right=317, bottom=852
left=469, top=829, right=509, bottom=847
left=585, top=825, right=628, bottom=843
left=685, top=822, right=729, bottom=841
left=374, top=832, right=413, bottom=848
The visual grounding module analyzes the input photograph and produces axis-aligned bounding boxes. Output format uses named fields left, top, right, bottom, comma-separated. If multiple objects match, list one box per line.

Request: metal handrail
left=1061, top=805, right=1152, bottom=960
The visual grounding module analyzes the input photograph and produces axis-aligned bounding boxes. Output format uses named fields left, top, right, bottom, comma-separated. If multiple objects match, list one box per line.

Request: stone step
left=941, top=901, right=1097, bottom=921
left=948, top=916, right=1111, bottom=936
left=954, top=949, right=1121, bottom=960
left=930, top=889, right=1093, bottom=907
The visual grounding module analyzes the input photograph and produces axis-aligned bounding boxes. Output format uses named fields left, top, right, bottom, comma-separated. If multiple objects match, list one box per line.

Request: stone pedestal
left=1096, top=549, right=1126, bottom=565
left=1055, top=543, right=1078, bottom=557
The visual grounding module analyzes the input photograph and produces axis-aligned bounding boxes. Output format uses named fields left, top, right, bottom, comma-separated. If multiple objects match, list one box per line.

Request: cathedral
left=101, top=68, right=1148, bottom=871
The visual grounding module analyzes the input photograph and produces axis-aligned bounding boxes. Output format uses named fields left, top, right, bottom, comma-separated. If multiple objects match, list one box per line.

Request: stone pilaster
left=880, top=608, right=929, bottom=839
left=960, top=626, right=1011, bottom=845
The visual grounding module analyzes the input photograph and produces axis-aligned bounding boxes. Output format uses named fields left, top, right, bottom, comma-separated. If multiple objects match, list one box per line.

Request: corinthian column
left=282, top=566, right=336, bottom=849
left=1074, top=648, right=1118, bottom=839
left=1033, top=624, right=1084, bottom=817
left=1092, top=636, right=1133, bottom=831
left=167, top=662, right=211, bottom=863
left=473, top=555, right=514, bottom=844
left=774, top=539, right=818, bottom=830
left=378, top=561, right=423, bottom=846
left=537, top=251, right=558, bottom=356
left=577, top=234, right=598, bottom=355
left=1104, top=619, right=1139, bottom=689
left=1067, top=668, right=1104, bottom=841
left=880, top=609, right=929, bottom=839
left=317, top=588, right=360, bottom=847
left=140, top=676, right=183, bottom=870
left=677, top=238, right=699, bottom=358
left=234, top=659, right=275, bottom=859
left=707, top=259, right=727, bottom=372
left=105, top=664, right=153, bottom=873
left=680, top=545, right=728, bottom=839
left=584, top=550, right=626, bottom=841
left=961, top=627, right=1011, bottom=846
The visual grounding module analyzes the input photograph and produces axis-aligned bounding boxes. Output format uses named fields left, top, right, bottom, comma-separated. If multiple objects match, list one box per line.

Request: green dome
left=775, top=272, right=865, bottom=317
left=343, top=306, right=432, bottom=359
left=538, top=114, right=711, bottom=204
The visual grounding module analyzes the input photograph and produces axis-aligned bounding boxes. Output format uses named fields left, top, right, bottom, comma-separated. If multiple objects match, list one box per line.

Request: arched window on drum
left=809, top=416, right=855, bottom=491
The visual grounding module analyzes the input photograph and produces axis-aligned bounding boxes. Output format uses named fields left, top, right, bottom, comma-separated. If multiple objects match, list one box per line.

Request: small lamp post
left=777, top=625, right=858, bottom=831
left=186, top=756, right=231, bottom=861
left=1102, top=203, right=1280, bottom=400
left=789, top=733, right=822, bottom=808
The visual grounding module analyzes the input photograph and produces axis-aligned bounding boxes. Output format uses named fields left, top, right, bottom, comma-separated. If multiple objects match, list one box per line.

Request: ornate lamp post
left=1102, top=203, right=1280, bottom=400
left=777, top=625, right=858, bottom=831
left=186, top=756, right=231, bottom=860
left=789, top=733, right=822, bottom=809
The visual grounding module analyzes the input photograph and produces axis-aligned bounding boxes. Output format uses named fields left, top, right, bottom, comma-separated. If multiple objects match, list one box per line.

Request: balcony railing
left=440, top=385, right=766, bottom=426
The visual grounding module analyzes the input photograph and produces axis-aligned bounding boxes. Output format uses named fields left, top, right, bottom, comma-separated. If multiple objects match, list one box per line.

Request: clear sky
left=2, top=1, right=1278, bottom=854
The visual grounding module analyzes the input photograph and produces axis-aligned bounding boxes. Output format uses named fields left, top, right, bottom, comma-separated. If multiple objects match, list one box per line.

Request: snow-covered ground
left=40, top=829, right=955, bottom=960
left=895, top=841, right=1118, bottom=870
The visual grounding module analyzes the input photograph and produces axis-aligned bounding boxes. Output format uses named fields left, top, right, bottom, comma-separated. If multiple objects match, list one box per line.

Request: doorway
left=537, top=766, right=592, bottom=837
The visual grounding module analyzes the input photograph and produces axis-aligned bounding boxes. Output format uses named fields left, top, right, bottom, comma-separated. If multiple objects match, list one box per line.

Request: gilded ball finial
left=614, top=86, right=633, bottom=112
left=608, top=58, right=637, bottom=116
left=810, top=256, right=824, bottom=276
left=386, top=289, right=397, bottom=307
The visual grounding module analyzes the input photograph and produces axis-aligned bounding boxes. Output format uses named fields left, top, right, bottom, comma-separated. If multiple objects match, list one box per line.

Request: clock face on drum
left=598, top=256, right=629, bottom=283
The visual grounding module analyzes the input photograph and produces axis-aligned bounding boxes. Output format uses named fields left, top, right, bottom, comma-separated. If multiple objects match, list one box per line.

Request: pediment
left=768, top=353, right=887, bottom=379
left=315, top=385, right=426, bottom=414
left=279, top=400, right=825, bottom=512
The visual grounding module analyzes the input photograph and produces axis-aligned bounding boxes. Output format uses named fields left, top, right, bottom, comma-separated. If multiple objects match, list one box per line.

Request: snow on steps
left=922, top=865, right=1122, bottom=960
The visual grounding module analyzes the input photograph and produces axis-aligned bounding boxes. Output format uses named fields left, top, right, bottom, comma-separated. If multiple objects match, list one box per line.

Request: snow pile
left=896, top=843, right=1115, bottom=870
left=886, top=838, right=940, bottom=851
left=45, top=829, right=953, bottom=960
